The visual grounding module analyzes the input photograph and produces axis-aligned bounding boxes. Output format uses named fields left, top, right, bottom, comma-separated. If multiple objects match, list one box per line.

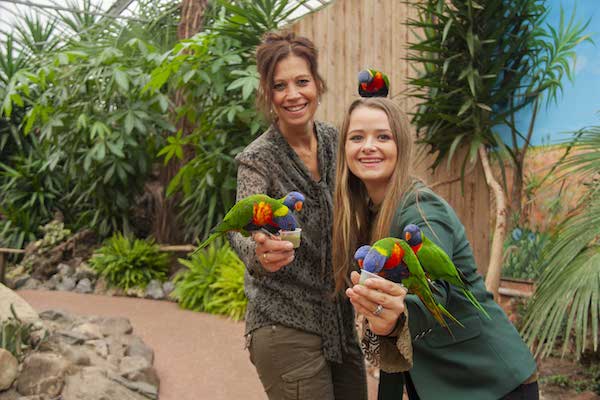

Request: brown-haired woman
left=228, top=31, right=368, bottom=399
left=333, top=97, right=538, bottom=400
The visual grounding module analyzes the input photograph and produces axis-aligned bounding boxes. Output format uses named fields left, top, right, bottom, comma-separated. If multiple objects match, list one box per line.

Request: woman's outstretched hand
left=346, top=271, right=408, bottom=336
left=253, top=232, right=295, bottom=272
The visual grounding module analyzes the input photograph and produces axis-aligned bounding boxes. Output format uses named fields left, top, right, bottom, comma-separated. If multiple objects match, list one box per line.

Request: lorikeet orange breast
left=193, top=191, right=305, bottom=253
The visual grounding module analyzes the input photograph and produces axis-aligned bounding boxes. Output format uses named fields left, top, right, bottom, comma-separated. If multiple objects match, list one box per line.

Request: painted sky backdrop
left=498, top=0, right=599, bottom=146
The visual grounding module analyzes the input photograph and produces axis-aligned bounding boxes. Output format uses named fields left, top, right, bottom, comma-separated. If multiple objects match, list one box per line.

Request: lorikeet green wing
left=193, top=192, right=304, bottom=254
left=403, top=224, right=491, bottom=319
left=361, top=237, right=464, bottom=335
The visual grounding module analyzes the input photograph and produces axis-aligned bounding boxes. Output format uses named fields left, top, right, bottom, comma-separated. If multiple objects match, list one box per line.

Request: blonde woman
left=332, top=97, right=538, bottom=400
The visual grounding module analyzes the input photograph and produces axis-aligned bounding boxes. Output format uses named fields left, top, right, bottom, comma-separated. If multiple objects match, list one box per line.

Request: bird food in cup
left=279, top=228, right=302, bottom=248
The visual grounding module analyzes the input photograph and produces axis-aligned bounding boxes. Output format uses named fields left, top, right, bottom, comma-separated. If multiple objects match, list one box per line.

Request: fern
left=89, top=233, right=169, bottom=291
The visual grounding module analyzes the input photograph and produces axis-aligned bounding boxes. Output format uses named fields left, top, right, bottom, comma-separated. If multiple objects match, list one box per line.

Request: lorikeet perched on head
left=358, top=69, right=390, bottom=97
left=403, top=224, right=491, bottom=319
left=355, top=237, right=464, bottom=334
left=193, top=191, right=305, bottom=253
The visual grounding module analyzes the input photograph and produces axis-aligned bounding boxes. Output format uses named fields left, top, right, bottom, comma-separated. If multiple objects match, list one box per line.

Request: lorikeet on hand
left=358, top=69, right=390, bottom=97
left=403, top=224, right=491, bottom=319
left=355, top=237, right=464, bottom=334
left=193, top=191, right=305, bottom=253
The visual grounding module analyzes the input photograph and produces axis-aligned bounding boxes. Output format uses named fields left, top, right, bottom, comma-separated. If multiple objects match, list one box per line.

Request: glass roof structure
left=0, top=0, right=334, bottom=36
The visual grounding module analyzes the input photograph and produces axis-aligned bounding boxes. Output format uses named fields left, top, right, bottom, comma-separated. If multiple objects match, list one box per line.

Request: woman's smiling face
left=345, top=105, right=398, bottom=189
left=271, top=55, right=318, bottom=133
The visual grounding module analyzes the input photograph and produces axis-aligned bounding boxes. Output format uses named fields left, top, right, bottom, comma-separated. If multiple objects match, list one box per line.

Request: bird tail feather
left=463, top=289, right=492, bottom=319
left=191, top=233, right=221, bottom=255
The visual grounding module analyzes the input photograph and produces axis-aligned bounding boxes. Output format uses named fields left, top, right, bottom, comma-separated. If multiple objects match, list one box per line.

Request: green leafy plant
left=171, top=241, right=247, bottom=319
left=522, top=125, right=600, bottom=359
left=90, top=233, right=169, bottom=291
left=146, top=0, right=300, bottom=241
left=0, top=304, right=45, bottom=361
left=502, top=226, right=549, bottom=280
left=205, top=252, right=247, bottom=321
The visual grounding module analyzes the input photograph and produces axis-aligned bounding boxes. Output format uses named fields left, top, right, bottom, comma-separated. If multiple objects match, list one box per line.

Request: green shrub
left=0, top=304, right=45, bottom=361
left=502, top=226, right=549, bottom=280
left=172, top=241, right=247, bottom=319
left=90, top=233, right=169, bottom=290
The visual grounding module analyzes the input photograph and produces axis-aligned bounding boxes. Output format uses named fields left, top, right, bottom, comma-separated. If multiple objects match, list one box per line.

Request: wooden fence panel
left=290, top=0, right=491, bottom=273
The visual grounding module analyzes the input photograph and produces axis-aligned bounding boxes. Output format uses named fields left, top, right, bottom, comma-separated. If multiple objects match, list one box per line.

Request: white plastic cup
left=359, top=269, right=384, bottom=285
left=279, top=228, right=302, bottom=248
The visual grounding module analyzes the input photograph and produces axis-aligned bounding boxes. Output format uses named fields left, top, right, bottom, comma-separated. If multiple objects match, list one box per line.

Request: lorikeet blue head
left=354, top=245, right=372, bottom=268
left=283, top=191, right=305, bottom=212
left=358, top=70, right=373, bottom=88
left=403, top=224, right=422, bottom=247
left=362, top=247, right=388, bottom=274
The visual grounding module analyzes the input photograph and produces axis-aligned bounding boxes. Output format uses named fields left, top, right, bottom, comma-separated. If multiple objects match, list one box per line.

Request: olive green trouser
left=247, top=324, right=368, bottom=400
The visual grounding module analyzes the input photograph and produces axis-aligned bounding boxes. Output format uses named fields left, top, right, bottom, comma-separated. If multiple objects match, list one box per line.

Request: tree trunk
left=480, top=145, right=508, bottom=300
left=153, top=0, right=208, bottom=243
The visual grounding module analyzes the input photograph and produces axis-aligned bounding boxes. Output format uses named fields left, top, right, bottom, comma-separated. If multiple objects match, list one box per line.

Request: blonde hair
left=332, top=98, right=415, bottom=293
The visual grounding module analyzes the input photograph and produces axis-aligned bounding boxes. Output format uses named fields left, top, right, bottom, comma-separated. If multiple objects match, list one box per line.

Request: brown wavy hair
left=255, top=31, right=326, bottom=121
left=332, top=98, right=416, bottom=294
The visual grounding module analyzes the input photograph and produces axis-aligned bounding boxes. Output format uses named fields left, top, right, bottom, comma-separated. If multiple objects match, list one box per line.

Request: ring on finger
left=373, top=304, right=384, bottom=316
left=262, top=253, right=268, bottom=261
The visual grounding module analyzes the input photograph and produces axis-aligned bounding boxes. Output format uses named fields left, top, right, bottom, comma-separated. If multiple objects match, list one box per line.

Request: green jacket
left=382, top=184, right=536, bottom=400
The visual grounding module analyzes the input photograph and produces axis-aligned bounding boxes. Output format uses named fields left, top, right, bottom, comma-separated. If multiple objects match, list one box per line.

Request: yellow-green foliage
left=90, top=233, right=169, bottom=291
left=172, top=241, right=247, bottom=320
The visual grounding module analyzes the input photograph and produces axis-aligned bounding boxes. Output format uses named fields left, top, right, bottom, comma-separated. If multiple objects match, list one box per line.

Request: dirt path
left=19, top=290, right=379, bottom=400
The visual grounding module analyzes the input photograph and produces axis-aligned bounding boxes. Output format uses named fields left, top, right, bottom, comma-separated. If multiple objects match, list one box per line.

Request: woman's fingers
left=253, top=233, right=295, bottom=272
left=365, top=277, right=408, bottom=297
left=348, top=281, right=406, bottom=314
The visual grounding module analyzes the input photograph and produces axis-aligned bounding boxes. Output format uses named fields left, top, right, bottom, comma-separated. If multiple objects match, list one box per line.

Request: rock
left=55, top=329, right=88, bottom=345
left=0, top=284, right=39, bottom=324
left=123, top=367, right=160, bottom=389
left=12, top=274, right=31, bottom=290
left=85, top=339, right=109, bottom=359
left=91, top=317, right=133, bottom=337
left=162, top=281, right=175, bottom=298
left=119, top=356, right=151, bottom=375
left=109, top=374, right=158, bottom=400
left=0, top=349, right=18, bottom=390
left=74, top=278, right=92, bottom=294
left=92, top=277, right=108, bottom=295
left=56, top=264, right=72, bottom=276
left=125, top=287, right=145, bottom=298
left=72, top=323, right=103, bottom=340
left=17, top=353, right=70, bottom=397
left=55, top=277, right=75, bottom=292
left=124, top=336, right=154, bottom=365
left=0, top=389, right=19, bottom=400
left=58, top=344, right=91, bottom=367
left=19, top=278, right=41, bottom=290
left=74, top=263, right=96, bottom=282
left=45, top=275, right=61, bottom=290
left=571, top=393, right=600, bottom=400
left=144, top=280, right=164, bottom=300
left=39, top=309, right=73, bottom=323
left=62, top=368, right=149, bottom=400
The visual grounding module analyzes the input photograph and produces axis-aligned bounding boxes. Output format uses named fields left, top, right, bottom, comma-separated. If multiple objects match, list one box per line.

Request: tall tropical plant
left=406, top=0, right=591, bottom=296
left=147, top=0, right=305, bottom=242
left=521, top=125, right=600, bottom=359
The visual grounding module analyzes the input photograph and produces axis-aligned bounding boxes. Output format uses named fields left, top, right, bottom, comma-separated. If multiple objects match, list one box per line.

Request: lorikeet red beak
left=295, top=202, right=303, bottom=212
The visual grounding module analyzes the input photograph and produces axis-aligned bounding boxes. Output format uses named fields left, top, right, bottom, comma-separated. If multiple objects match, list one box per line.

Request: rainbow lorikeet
left=403, top=224, right=491, bottom=319
left=355, top=237, right=464, bottom=334
left=193, top=191, right=305, bottom=253
left=358, top=69, right=390, bottom=97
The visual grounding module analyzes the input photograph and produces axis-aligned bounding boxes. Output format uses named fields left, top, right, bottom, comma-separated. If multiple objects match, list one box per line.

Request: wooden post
left=0, top=253, right=5, bottom=285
